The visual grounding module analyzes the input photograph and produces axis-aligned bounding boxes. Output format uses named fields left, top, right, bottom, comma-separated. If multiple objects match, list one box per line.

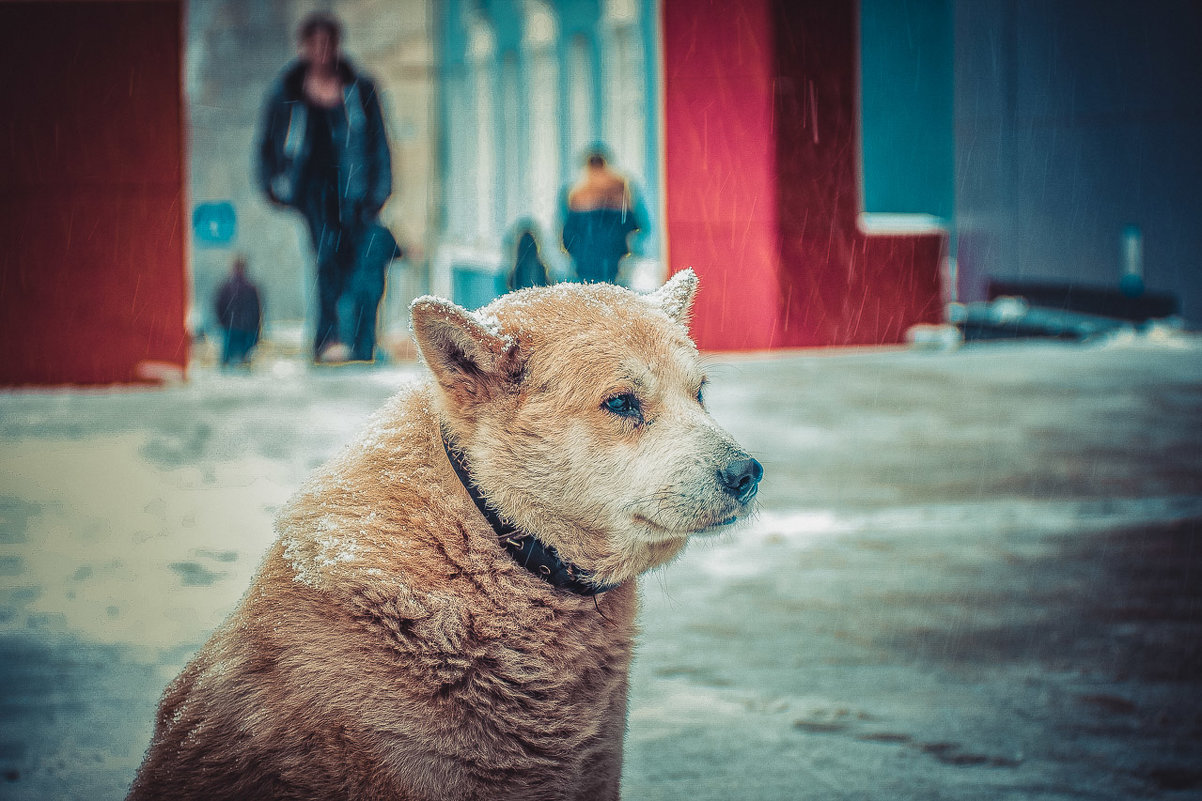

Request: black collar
left=440, top=432, right=619, bottom=597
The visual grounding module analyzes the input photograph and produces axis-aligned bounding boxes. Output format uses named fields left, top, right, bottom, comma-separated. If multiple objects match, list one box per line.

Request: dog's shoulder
left=270, top=381, right=454, bottom=590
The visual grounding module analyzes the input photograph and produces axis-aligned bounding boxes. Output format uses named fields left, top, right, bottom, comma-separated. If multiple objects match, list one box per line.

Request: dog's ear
left=410, top=297, right=520, bottom=403
left=646, top=268, right=699, bottom=327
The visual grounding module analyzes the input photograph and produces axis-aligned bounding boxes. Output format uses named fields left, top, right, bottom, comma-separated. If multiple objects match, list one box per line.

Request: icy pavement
left=2, top=337, right=1201, bottom=799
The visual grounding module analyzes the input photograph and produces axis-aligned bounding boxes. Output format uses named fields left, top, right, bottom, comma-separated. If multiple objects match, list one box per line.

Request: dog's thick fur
left=128, top=271, right=759, bottom=800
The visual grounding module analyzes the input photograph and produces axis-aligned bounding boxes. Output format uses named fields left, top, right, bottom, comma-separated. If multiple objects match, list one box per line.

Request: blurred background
left=2, top=0, right=1199, bottom=383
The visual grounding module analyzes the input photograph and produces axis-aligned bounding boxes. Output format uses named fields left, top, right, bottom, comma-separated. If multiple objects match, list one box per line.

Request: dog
left=127, top=269, right=762, bottom=800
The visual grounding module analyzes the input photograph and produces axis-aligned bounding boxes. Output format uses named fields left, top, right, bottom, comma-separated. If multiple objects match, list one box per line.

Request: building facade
left=433, top=0, right=663, bottom=305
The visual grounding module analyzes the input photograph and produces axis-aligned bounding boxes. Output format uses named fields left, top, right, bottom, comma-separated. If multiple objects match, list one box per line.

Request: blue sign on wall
left=193, top=202, right=237, bottom=247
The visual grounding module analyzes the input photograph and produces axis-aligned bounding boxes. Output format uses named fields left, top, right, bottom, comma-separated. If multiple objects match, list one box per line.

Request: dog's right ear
left=410, top=297, right=520, bottom=404
left=646, top=268, right=699, bottom=327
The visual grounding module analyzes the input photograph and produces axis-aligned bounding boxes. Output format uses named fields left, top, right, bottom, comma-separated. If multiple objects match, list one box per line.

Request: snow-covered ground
left=2, top=334, right=1201, bottom=799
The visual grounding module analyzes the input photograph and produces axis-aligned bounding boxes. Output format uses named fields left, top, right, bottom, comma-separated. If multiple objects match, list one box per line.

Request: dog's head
left=410, top=270, right=762, bottom=586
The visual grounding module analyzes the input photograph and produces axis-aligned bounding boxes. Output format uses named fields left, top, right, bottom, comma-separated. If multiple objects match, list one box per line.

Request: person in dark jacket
left=213, top=256, right=263, bottom=369
left=560, top=146, right=642, bottom=284
left=256, top=12, right=394, bottom=364
left=506, top=221, right=550, bottom=292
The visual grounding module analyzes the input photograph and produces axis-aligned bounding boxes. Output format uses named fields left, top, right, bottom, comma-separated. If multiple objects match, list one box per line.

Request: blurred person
left=213, top=255, right=263, bottom=369
left=560, top=145, right=642, bottom=284
left=506, top=220, right=550, bottom=291
left=256, top=12, right=394, bottom=364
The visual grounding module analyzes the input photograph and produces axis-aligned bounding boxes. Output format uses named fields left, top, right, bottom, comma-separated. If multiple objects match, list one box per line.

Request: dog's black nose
left=718, top=457, right=763, bottom=503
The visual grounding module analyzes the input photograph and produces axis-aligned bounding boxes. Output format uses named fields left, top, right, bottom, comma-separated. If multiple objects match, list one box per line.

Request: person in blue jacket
left=256, top=12, right=395, bottom=364
left=213, top=256, right=262, bottom=369
left=560, top=146, right=642, bottom=285
left=506, top=221, right=551, bottom=292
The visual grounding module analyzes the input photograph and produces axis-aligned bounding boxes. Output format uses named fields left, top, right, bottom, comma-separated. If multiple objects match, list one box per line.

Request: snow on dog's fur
left=127, top=270, right=762, bottom=801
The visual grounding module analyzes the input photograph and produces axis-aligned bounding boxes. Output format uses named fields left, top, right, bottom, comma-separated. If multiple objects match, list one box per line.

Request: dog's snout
left=718, top=457, right=763, bottom=503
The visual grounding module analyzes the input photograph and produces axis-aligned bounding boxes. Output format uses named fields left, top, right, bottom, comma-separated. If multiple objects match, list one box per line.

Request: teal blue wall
left=860, top=0, right=954, bottom=222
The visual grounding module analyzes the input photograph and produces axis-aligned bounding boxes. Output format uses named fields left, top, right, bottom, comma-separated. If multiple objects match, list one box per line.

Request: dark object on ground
left=986, top=279, right=1178, bottom=323
left=955, top=279, right=1182, bottom=342
left=955, top=299, right=1131, bottom=343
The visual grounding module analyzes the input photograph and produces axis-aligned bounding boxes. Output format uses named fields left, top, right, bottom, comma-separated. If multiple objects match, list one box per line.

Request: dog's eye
left=603, top=393, right=642, bottom=419
left=697, top=379, right=708, bottom=405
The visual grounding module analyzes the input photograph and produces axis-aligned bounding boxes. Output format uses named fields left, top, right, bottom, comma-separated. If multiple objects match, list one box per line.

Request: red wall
left=659, top=0, right=782, bottom=351
left=0, top=1, right=188, bottom=385
left=661, top=0, right=945, bottom=350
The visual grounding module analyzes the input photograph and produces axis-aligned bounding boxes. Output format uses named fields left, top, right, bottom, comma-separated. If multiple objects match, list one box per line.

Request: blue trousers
left=221, top=328, right=257, bottom=367
left=301, top=188, right=387, bottom=362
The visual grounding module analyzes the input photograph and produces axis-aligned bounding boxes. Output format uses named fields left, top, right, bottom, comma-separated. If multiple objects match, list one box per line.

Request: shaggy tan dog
left=128, top=270, right=762, bottom=800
